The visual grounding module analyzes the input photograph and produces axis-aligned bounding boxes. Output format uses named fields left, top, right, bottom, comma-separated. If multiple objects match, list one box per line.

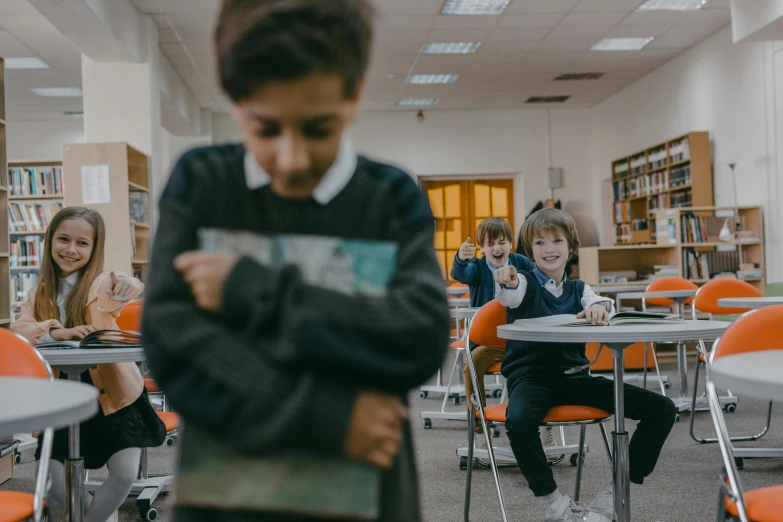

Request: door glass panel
left=446, top=220, right=462, bottom=249
left=491, top=187, right=508, bottom=217
left=428, top=187, right=444, bottom=218
left=474, top=184, right=490, bottom=218
left=444, top=184, right=461, bottom=218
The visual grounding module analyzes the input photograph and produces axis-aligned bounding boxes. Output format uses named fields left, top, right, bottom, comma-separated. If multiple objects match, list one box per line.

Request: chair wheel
left=734, top=457, right=744, bottom=470
left=674, top=414, right=680, bottom=422
left=459, top=456, right=468, bottom=470
left=492, top=428, right=501, bottom=438
left=724, top=403, right=737, bottom=413
left=493, top=389, right=503, bottom=398
left=452, top=396, right=460, bottom=406
left=165, top=437, right=175, bottom=447
left=140, top=507, right=158, bottom=521
left=418, top=391, right=428, bottom=399
left=14, top=452, right=21, bottom=465
left=664, top=382, right=671, bottom=389
left=569, top=454, right=584, bottom=467
left=423, top=418, right=432, bottom=429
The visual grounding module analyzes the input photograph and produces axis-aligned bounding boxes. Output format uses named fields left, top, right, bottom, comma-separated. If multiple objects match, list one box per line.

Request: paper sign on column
left=81, top=165, right=111, bottom=204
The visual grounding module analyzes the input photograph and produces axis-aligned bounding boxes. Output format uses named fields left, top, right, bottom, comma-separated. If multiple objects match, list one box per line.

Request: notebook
left=514, top=311, right=682, bottom=328
left=35, top=329, right=142, bottom=349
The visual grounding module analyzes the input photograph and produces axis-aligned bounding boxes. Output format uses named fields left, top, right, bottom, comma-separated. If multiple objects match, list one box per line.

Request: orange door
left=422, top=179, right=515, bottom=282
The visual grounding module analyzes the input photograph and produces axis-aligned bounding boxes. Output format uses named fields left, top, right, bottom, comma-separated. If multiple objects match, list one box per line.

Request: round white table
left=446, top=286, right=468, bottom=297
left=593, top=284, right=650, bottom=311
left=450, top=307, right=479, bottom=320
left=497, top=320, right=728, bottom=522
left=0, top=377, right=98, bottom=437
left=718, top=297, right=783, bottom=310
left=38, top=347, right=147, bottom=522
left=449, top=297, right=471, bottom=308
left=710, top=351, right=783, bottom=402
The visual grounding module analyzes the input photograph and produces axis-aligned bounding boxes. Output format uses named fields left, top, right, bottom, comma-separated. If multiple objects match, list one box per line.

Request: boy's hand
left=344, top=391, right=408, bottom=469
left=109, top=272, right=133, bottom=302
left=577, top=304, right=609, bottom=325
left=458, top=237, right=476, bottom=261
left=50, top=325, right=96, bottom=341
left=493, top=265, right=518, bottom=288
left=174, top=250, right=239, bottom=312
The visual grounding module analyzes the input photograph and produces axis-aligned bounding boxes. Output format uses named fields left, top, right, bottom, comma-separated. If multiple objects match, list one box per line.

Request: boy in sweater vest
left=141, top=1, right=450, bottom=521
left=495, top=209, right=676, bottom=522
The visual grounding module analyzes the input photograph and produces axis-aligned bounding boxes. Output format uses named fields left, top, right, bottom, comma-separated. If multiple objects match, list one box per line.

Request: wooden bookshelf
left=0, top=58, right=8, bottom=327
left=7, top=159, right=64, bottom=314
left=582, top=206, right=766, bottom=292
left=611, top=132, right=713, bottom=245
left=62, top=142, right=150, bottom=281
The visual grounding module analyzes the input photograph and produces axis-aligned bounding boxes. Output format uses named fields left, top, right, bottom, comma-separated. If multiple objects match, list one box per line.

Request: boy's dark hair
left=476, top=217, right=513, bottom=248
left=520, top=208, right=580, bottom=258
left=215, top=0, right=375, bottom=102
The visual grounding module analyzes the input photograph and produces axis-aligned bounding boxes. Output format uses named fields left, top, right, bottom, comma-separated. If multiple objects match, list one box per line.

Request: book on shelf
left=513, top=311, right=681, bottom=328
left=10, top=236, right=43, bottom=267
left=8, top=202, right=63, bottom=232
left=35, top=330, right=142, bottom=350
left=173, top=229, right=399, bottom=517
left=8, top=166, right=63, bottom=197
left=129, top=191, right=149, bottom=224
left=11, top=271, right=39, bottom=305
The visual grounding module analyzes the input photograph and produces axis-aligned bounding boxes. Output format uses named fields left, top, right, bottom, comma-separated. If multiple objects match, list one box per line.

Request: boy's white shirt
left=496, top=268, right=614, bottom=313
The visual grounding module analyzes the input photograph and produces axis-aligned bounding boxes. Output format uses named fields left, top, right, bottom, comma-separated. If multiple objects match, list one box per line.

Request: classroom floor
left=4, top=361, right=783, bottom=522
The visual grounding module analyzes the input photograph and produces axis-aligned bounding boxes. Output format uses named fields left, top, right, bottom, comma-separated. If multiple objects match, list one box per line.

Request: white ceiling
left=0, top=0, right=732, bottom=120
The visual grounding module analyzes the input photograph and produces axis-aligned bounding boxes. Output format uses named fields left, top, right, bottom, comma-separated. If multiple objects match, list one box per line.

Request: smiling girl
left=13, top=206, right=165, bottom=522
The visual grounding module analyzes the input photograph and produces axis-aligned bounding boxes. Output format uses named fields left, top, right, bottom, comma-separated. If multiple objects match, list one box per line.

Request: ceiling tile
left=679, top=9, right=731, bottom=24
left=546, top=24, right=614, bottom=39
left=433, top=15, right=500, bottom=29
left=373, top=0, right=443, bottom=16
left=537, top=38, right=600, bottom=51
left=622, top=11, right=688, bottom=24
left=647, top=21, right=723, bottom=49
left=507, top=0, right=580, bottom=13
left=604, top=23, right=672, bottom=38
left=573, top=0, right=645, bottom=11
left=377, top=15, right=435, bottom=30
left=497, top=13, right=564, bottom=29
left=376, top=29, right=430, bottom=43
left=558, top=11, right=630, bottom=26
left=490, top=27, right=553, bottom=41
left=479, top=40, right=540, bottom=53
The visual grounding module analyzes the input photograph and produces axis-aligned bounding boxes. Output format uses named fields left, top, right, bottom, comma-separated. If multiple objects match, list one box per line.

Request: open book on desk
left=514, top=311, right=682, bottom=328
left=35, top=330, right=142, bottom=350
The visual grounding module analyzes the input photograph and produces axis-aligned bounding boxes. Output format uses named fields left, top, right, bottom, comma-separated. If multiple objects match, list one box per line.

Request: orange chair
left=0, top=330, right=56, bottom=522
left=707, top=306, right=783, bottom=522
left=689, top=279, right=769, bottom=446
left=462, top=300, right=613, bottom=522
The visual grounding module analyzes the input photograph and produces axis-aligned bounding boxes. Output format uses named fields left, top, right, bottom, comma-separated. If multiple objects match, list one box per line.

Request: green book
left=175, top=423, right=380, bottom=519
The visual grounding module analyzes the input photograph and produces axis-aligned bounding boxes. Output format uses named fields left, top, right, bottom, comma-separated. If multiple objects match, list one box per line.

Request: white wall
left=591, top=25, right=782, bottom=281
left=211, top=108, right=599, bottom=245
left=6, top=120, right=84, bottom=161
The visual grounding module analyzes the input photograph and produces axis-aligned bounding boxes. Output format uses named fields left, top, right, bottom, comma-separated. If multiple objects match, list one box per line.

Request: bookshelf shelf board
left=669, top=184, right=692, bottom=192
left=0, top=319, right=10, bottom=326
left=597, top=244, right=674, bottom=251
left=131, top=222, right=151, bottom=229
left=669, top=158, right=691, bottom=169
left=10, top=266, right=40, bottom=271
left=10, top=231, right=46, bottom=235
left=690, top=278, right=762, bottom=284
left=8, top=160, right=62, bottom=167
left=647, top=164, right=667, bottom=175
left=11, top=301, right=23, bottom=307
left=128, top=182, right=149, bottom=192
left=681, top=240, right=761, bottom=247
left=131, top=259, right=150, bottom=264
left=0, top=252, right=7, bottom=257
left=9, top=194, right=64, bottom=200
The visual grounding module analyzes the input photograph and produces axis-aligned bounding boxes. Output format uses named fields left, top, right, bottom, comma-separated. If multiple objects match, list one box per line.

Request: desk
left=449, top=297, right=471, bottom=308
left=39, top=347, right=146, bottom=522
left=497, top=320, right=727, bottom=522
left=719, top=297, right=783, bottom=310
left=446, top=286, right=469, bottom=297
left=593, top=284, right=650, bottom=311
left=710, top=351, right=783, bottom=402
left=0, top=378, right=98, bottom=437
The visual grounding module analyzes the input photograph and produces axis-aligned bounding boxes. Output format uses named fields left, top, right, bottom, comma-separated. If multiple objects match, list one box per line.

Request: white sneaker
left=474, top=429, right=493, bottom=451
left=543, top=492, right=582, bottom=522
left=584, top=482, right=615, bottom=522
left=541, top=425, right=561, bottom=464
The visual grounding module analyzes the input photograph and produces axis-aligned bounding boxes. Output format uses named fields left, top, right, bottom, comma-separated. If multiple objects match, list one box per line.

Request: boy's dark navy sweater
left=501, top=269, right=589, bottom=384
left=450, top=253, right=534, bottom=308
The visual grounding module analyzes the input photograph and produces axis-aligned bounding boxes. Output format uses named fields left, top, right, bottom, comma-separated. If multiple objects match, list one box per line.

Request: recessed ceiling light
left=591, top=37, right=654, bottom=51
left=64, top=111, right=84, bottom=119
left=637, top=0, right=709, bottom=11
left=421, top=41, right=481, bottom=54
left=4, top=57, right=49, bottom=69
left=554, top=72, right=606, bottom=81
left=395, top=98, right=440, bottom=108
left=526, top=96, right=571, bottom=104
left=407, top=74, right=459, bottom=85
left=441, top=0, right=510, bottom=15
left=30, top=87, right=82, bottom=97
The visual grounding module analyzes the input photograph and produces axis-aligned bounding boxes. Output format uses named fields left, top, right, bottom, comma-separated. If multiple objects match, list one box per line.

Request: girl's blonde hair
left=34, top=207, right=106, bottom=327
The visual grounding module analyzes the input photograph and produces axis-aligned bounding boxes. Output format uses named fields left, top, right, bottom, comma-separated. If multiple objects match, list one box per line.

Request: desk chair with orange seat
left=0, top=330, right=56, bottom=522
left=707, top=306, right=783, bottom=522
left=461, top=300, right=613, bottom=522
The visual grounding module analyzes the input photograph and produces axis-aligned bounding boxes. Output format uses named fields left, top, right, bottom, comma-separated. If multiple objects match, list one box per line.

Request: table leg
left=610, top=344, right=630, bottom=522
left=65, top=372, right=85, bottom=522
left=675, top=301, right=688, bottom=400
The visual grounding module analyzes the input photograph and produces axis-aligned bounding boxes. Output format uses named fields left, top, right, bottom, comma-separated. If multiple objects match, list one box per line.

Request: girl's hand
left=109, top=272, right=133, bottom=302
left=50, top=325, right=96, bottom=341
left=577, top=304, right=609, bottom=325
left=174, top=250, right=239, bottom=312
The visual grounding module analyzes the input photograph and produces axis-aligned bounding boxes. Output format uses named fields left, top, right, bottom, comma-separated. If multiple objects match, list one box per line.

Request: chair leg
left=599, top=422, right=613, bottom=467
left=441, top=349, right=462, bottom=412
left=574, top=425, right=587, bottom=502
left=464, top=402, right=475, bottom=522
left=716, top=480, right=728, bottom=522
left=650, top=344, right=667, bottom=396
left=474, top=398, right=509, bottom=522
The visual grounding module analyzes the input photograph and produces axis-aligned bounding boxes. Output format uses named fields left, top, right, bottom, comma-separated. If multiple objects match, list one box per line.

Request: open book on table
left=514, top=311, right=682, bottom=328
left=35, top=330, right=142, bottom=350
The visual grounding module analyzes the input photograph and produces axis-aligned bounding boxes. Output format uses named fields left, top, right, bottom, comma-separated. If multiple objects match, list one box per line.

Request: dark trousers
left=504, top=370, right=676, bottom=497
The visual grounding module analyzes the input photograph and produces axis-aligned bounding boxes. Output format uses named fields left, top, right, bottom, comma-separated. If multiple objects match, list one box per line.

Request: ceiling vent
left=554, top=72, right=605, bottom=81
left=526, top=96, right=570, bottom=104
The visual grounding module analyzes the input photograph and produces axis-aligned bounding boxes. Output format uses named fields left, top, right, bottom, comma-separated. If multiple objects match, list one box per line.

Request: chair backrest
left=0, top=329, right=52, bottom=379
left=693, top=279, right=764, bottom=316
left=116, top=299, right=143, bottom=331
left=645, top=277, right=698, bottom=307
left=468, top=299, right=507, bottom=349
left=450, top=283, right=467, bottom=289
left=711, top=305, right=783, bottom=360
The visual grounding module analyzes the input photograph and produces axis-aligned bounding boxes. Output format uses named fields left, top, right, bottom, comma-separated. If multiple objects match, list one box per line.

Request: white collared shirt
left=38, top=272, right=79, bottom=341
left=243, top=136, right=358, bottom=205
left=497, top=268, right=614, bottom=313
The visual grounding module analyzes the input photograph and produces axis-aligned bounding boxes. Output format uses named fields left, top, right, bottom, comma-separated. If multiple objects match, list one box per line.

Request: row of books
left=648, top=194, right=667, bottom=215
left=679, top=213, right=722, bottom=244
left=614, top=201, right=630, bottom=223
left=647, top=147, right=667, bottom=170
left=615, top=223, right=632, bottom=244
left=8, top=202, right=63, bottom=233
left=612, top=161, right=629, bottom=179
left=631, top=218, right=649, bottom=231
left=10, top=271, right=38, bottom=305
left=670, top=190, right=693, bottom=209
left=10, top=236, right=43, bottom=268
left=670, top=138, right=691, bottom=163
left=630, top=154, right=646, bottom=174
left=8, top=166, right=63, bottom=197
left=670, top=165, right=691, bottom=188
left=682, top=248, right=739, bottom=280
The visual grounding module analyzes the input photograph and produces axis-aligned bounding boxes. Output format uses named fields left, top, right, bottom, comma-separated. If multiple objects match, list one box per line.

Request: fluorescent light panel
left=421, top=41, right=481, bottom=54
left=407, top=74, right=459, bottom=85
left=441, top=0, right=510, bottom=15
left=637, top=0, right=709, bottom=11
left=591, top=37, right=654, bottom=51
left=30, top=87, right=82, bottom=97
left=4, top=57, right=49, bottom=69
left=395, top=98, right=439, bottom=107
